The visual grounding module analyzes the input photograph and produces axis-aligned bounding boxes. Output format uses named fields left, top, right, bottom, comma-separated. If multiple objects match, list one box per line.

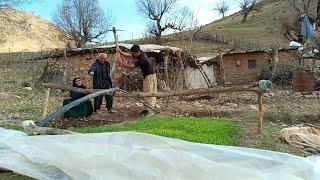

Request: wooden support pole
left=177, top=51, right=187, bottom=89
left=163, top=52, right=169, bottom=85
left=42, top=83, right=258, bottom=98
left=112, top=27, right=119, bottom=49
left=257, top=93, right=264, bottom=134
left=42, top=88, right=50, bottom=119
left=219, top=51, right=226, bottom=87
left=270, top=48, right=278, bottom=81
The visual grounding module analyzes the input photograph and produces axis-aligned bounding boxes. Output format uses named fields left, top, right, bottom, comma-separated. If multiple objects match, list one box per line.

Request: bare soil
left=2, top=88, right=320, bottom=157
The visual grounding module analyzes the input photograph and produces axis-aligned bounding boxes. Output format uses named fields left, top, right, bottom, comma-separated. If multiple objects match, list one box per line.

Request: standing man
left=88, top=53, right=115, bottom=113
left=116, top=45, right=157, bottom=115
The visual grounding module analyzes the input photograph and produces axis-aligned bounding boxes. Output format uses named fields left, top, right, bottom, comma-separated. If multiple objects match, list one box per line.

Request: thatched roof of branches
left=31, top=43, right=184, bottom=60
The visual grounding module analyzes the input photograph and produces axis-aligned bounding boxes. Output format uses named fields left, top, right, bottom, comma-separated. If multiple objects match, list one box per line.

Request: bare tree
left=0, top=0, right=35, bottom=8
left=238, top=0, right=260, bottom=23
left=213, top=0, right=230, bottom=18
left=136, top=0, right=194, bottom=43
left=53, top=0, right=112, bottom=48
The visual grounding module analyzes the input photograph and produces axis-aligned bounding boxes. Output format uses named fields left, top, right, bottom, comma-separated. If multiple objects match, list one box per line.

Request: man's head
left=130, top=44, right=141, bottom=58
left=97, top=53, right=108, bottom=63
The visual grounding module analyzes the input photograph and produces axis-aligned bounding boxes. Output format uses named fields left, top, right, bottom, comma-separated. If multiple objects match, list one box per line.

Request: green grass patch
left=0, top=172, right=34, bottom=180
left=3, top=125, right=25, bottom=132
left=74, top=116, right=240, bottom=145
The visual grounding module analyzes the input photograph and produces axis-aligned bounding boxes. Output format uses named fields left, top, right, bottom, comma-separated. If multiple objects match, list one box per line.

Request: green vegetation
left=74, top=116, right=240, bottom=145
left=0, top=173, right=33, bottom=180
left=3, top=125, right=24, bottom=131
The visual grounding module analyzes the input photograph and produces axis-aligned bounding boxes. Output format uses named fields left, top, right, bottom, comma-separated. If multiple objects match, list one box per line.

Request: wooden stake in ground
left=42, top=88, right=50, bottom=119
left=257, top=92, right=264, bottom=134
left=256, top=80, right=272, bottom=134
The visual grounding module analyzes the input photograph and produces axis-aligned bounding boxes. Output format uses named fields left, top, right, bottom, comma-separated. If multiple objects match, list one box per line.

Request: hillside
left=0, top=8, right=70, bottom=53
left=156, top=0, right=318, bottom=56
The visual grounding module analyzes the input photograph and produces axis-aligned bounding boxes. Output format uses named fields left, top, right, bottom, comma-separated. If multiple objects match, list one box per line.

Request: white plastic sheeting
left=97, top=43, right=182, bottom=53
left=0, top=127, right=319, bottom=180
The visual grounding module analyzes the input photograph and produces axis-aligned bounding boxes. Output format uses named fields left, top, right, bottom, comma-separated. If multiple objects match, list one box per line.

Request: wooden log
left=257, top=93, right=264, bottom=134
left=43, top=83, right=258, bottom=98
left=117, top=89, right=157, bottom=112
left=307, top=123, right=320, bottom=130
left=38, top=88, right=120, bottom=127
left=41, top=88, right=50, bottom=119
left=23, top=120, right=74, bottom=135
left=0, top=168, right=11, bottom=173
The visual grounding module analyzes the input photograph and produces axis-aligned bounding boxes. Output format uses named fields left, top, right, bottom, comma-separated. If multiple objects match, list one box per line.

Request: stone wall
left=45, top=53, right=122, bottom=88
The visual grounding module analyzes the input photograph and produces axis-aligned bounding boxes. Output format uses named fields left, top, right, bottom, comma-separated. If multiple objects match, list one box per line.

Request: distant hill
left=0, top=8, right=70, bottom=53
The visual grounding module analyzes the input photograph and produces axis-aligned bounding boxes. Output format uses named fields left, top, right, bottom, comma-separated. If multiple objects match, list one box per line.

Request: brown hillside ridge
left=0, top=8, right=71, bottom=53
left=153, top=0, right=317, bottom=55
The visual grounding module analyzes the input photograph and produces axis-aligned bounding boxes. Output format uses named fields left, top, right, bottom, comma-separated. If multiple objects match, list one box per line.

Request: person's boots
left=107, top=109, right=116, bottom=114
left=139, top=110, right=149, bottom=115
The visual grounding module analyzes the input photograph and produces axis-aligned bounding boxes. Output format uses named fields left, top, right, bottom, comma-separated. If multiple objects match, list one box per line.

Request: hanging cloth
left=300, top=13, right=315, bottom=38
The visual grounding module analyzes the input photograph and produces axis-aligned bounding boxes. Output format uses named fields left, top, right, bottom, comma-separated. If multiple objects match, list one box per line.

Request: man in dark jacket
left=116, top=45, right=157, bottom=116
left=88, top=53, right=114, bottom=113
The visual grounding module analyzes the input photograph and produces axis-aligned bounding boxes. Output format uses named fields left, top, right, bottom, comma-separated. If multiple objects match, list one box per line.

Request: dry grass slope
left=0, top=8, right=70, bottom=53
left=158, top=0, right=317, bottom=55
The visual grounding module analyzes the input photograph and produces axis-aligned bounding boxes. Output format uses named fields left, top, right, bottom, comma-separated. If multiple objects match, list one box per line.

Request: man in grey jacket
left=88, top=53, right=115, bottom=113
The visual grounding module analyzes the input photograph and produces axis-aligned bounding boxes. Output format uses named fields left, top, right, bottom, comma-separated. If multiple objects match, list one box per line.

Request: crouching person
left=88, top=53, right=115, bottom=113
left=63, top=77, right=93, bottom=118
left=116, top=45, right=157, bottom=115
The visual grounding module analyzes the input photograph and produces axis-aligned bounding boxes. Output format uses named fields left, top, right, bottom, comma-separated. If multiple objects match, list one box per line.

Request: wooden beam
left=42, top=83, right=258, bottom=98
left=41, top=88, right=50, bottom=119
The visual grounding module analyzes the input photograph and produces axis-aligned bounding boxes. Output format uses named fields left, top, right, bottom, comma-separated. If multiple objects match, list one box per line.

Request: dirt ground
left=1, top=88, right=320, bottom=157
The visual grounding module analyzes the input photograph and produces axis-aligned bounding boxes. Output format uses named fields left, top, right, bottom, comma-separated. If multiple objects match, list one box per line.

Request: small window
left=248, top=60, right=256, bottom=68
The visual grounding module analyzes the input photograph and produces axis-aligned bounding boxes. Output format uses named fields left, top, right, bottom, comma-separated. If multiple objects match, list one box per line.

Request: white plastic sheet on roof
left=0, top=127, right=319, bottom=180
left=97, top=43, right=181, bottom=53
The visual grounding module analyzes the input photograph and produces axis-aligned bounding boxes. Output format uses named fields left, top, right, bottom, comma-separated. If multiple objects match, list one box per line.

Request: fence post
left=42, top=88, right=50, bottom=119
left=257, top=92, right=264, bottom=134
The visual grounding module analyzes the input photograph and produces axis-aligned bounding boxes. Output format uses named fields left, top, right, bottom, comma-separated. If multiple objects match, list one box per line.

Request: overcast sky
left=20, top=0, right=240, bottom=41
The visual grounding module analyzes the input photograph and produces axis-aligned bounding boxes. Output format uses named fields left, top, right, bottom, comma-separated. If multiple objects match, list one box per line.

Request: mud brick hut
left=189, top=48, right=297, bottom=87
left=35, top=44, right=188, bottom=91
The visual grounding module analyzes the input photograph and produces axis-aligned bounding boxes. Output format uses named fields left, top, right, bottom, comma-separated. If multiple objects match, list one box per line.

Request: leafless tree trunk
left=213, top=0, right=230, bottom=18
left=238, top=0, right=260, bottom=23
left=53, top=0, right=113, bottom=48
left=136, top=0, right=194, bottom=44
